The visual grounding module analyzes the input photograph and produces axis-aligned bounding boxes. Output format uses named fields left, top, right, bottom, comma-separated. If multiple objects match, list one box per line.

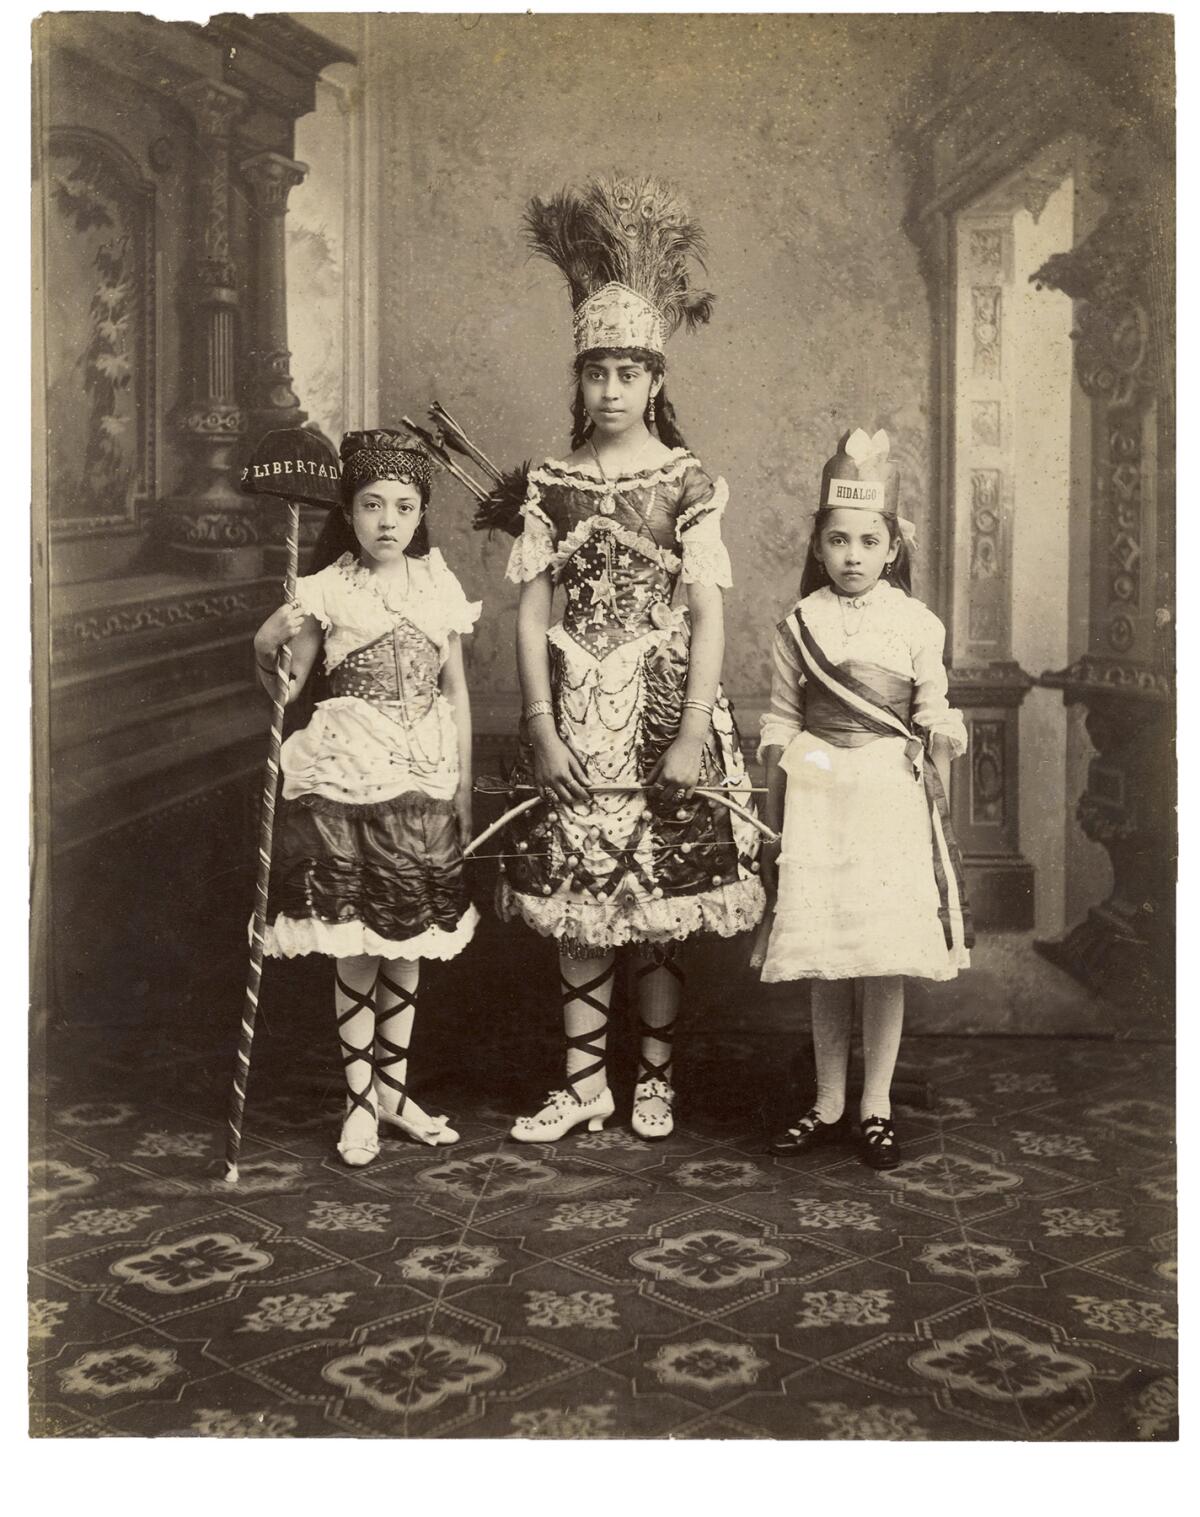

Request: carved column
left=1033, top=179, right=1175, bottom=1022
left=163, top=79, right=256, bottom=578
left=240, top=151, right=307, bottom=431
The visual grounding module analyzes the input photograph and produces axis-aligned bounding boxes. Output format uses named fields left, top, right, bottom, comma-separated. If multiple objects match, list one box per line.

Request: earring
left=883, top=561, right=892, bottom=577
left=647, top=396, right=657, bottom=425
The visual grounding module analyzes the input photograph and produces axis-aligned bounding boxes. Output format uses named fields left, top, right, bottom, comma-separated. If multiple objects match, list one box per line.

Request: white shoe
left=337, top=1097, right=381, bottom=1167
left=378, top=1094, right=459, bottom=1147
left=510, top=1086, right=615, bottom=1143
left=631, top=1077, right=675, bottom=1140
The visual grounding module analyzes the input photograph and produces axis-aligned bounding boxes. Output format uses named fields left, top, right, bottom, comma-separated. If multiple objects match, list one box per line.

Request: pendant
left=599, top=488, right=617, bottom=516
left=649, top=600, right=672, bottom=630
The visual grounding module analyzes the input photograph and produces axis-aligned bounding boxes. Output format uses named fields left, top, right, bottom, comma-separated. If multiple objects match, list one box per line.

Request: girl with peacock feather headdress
left=497, top=173, right=765, bottom=1145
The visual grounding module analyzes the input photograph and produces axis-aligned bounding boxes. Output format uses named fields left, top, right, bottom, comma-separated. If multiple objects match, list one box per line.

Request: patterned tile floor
left=30, top=962, right=1176, bottom=1441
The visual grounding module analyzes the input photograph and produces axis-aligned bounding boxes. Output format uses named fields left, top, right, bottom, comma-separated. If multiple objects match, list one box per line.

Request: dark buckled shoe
left=769, top=1107, right=845, bottom=1156
left=858, top=1115, right=901, bottom=1170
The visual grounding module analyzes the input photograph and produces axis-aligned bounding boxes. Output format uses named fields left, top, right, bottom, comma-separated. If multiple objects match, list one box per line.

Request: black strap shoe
left=858, top=1115, right=901, bottom=1170
left=769, top=1107, right=845, bottom=1156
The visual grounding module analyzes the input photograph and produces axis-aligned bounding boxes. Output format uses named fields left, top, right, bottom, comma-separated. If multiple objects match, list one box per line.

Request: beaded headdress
left=525, top=174, right=714, bottom=358
left=819, top=428, right=915, bottom=545
left=340, top=429, right=433, bottom=494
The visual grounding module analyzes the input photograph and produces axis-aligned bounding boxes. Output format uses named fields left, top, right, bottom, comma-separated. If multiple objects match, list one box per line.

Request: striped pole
left=225, top=500, right=300, bottom=1183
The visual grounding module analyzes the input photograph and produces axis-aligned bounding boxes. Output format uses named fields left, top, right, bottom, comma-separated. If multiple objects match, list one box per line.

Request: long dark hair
left=569, top=347, right=688, bottom=452
left=308, top=476, right=433, bottom=573
left=799, top=507, right=913, bottom=598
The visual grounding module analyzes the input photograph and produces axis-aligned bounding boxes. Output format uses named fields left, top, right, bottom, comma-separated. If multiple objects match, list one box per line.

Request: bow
left=463, top=782, right=780, bottom=860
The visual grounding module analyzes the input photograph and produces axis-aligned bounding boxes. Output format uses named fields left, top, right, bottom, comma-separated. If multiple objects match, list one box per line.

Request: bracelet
left=681, top=699, right=714, bottom=716
left=523, top=700, right=554, bottom=722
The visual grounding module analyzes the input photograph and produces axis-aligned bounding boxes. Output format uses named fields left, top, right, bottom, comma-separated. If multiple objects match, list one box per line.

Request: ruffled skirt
left=760, top=732, right=970, bottom=983
left=264, top=790, right=477, bottom=961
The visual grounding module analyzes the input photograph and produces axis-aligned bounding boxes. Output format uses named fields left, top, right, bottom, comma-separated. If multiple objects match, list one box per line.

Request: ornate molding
left=949, top=661, right=1035, bottom=707
left=241, top=151, right=307, bottom=215
left=1040, top=654, right=1172, bottom=704
left=53, top=589, right=254, bottom=653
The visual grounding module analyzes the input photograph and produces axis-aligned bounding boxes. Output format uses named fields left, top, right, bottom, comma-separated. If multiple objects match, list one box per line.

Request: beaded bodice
left=326, top=621, right=440, bottom=721
left=558, top=518, right=677, bottom=657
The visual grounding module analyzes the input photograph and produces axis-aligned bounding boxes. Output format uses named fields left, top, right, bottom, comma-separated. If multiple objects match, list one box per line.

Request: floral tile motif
left=544, top=1197, right=639, bottom=1232
left=57, top=1343, right=181, bottom=1400
left=56, top=1102, right=137, bottom=1129
left=110, top=1233, right=272, bottom=1295
left=1085, top=1099, right=1174, bottom=1141
left=190, top=1408, right=299, bottom=1437
left=306, top=1201, right=393, bottom=1233
left=524, top=1290, right=619, bottom=1331
left=414, top=1152, right=560, bottom=1202
left=572, top=1130, right=649, bottom=1153
left=1011, top=1132, right=1097, bottom=1162
left=809, top=1400, right=929, bottom=1440
left=795, top=1289, right=892, bottom=1329
left=31, top=1160, right=98, bottom=1206
left=916, top=1241, right=1023, bottom=1281
left=909, top=1326, right=1095, bottom=1402
left=630, top=1230, right=789, bottom=1292
left=791, top=1198, right=881, bottom=1231
left=1041, top=1206, right=1125, bottom=1239
left=647, top=1338, right=770, bottom=1394
left=29, top=1298, right=70, bottom=1341
left=1069, top=1296, right=1176, bottom=1340
left=1129, top=1376, right=1177, bottom=1440
left=880, top=1152, right=1022, bottom=1204
left=508, top=1396, right=619, bottom=1438
left=47, top=1206, right=161, bottom=1241
left=322, top=1333, right=506, bottom=1414
left=672, top=1159, right=770, bottom=1191
left=238, top=1292, right=355, bottom=1334
left=396, top=1242, right=503, bottom=1286
left=130, top=1131, right=213, bottom=1160
left=1136, top=1174, right=1175, bottom=1205
left=204, top=1159, right=307, bottom=1195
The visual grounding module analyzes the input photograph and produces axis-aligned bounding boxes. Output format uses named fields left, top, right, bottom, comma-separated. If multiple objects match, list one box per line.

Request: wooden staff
left=224, top=501, right=299, bottom=1184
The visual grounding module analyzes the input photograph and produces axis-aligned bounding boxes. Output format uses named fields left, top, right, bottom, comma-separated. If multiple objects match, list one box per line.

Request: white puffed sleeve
left=504, top=480, right=557, bottom=583
left=678, top=476, right=733, bottom=589
left=757, top=616, right=806, bottom=760
left=292, top=565, right=333, bottom=632
left=428, top=548, right=482, bottom=638
left=911, top=606, right=968, bottom=757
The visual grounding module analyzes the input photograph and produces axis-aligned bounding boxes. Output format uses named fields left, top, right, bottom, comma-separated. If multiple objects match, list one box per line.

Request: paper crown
left=525, top=174, right=714, bottom=357
left=819, top=428, right=915, bottom=544
left=573, top=282, right=666, bottom=356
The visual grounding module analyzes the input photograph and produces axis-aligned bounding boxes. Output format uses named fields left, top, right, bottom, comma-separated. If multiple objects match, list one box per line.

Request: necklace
left=835, top=583, right=876, bottom=638
left=588, top=434, right=655, bottom=516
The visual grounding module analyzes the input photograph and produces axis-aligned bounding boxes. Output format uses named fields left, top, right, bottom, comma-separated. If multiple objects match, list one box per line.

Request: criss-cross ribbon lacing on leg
left=509, top=963, right=616, bottom=1143
left=373, top=968, right=457, bottom=1146
left=335, top=968, right=380, bottom=1166
left=632, top=956, right=684, bottom=1139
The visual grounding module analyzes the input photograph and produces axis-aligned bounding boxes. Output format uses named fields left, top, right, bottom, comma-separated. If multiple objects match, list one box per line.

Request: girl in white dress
left=252, top=431, right=480, bottom=1167
left=757, top=429, right=972, bottom=1169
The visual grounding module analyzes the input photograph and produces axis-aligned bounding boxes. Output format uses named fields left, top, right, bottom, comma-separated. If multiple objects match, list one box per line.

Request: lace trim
left=263, top=903, right=479, bottom=962
left=549, top=513, right=681, bottom=579
left=681, top=538, right=732, bottom=589
left=676, top=475, right=729, bottom=536
left=331, top=550, right=480, bottom=644
left=914, top=709, right=969, bottom=759
left=531, top=449, right=696, bottom=493
left=497, top=874, right=765, bottom=951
